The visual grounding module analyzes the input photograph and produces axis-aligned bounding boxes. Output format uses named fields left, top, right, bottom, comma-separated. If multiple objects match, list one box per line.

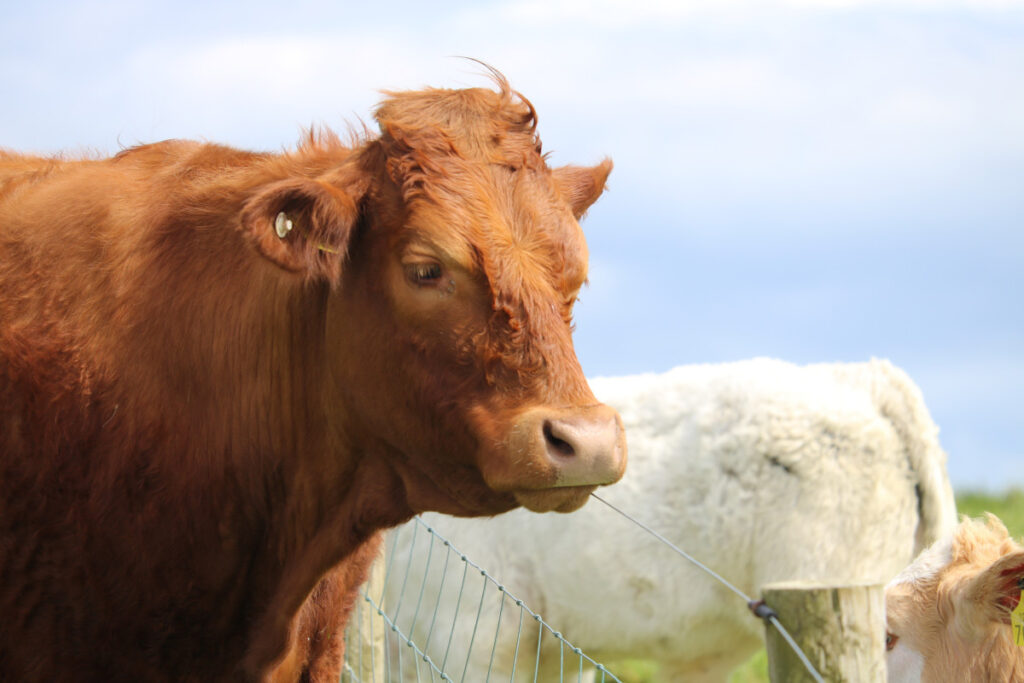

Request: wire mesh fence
left=343, top=495, right=830, bottom=682
left=341, top=516, right=623, bottom=683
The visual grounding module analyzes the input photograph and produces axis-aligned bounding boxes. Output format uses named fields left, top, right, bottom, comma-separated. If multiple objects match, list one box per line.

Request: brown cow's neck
left=105, top=201, right=413, bottom=675
left=241, top=453, right=413, bottom=676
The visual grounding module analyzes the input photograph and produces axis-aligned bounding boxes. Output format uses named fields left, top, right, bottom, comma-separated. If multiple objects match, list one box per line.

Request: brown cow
left=0, top=73, right=626, bottom=682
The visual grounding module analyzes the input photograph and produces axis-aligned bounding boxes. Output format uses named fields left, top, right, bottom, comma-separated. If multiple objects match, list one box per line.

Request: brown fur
left=0, top=75, right=624, bottom=681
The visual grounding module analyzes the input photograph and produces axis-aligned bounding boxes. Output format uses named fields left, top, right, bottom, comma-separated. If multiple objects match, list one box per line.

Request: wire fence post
left=761, top=581, right=886, bottom=683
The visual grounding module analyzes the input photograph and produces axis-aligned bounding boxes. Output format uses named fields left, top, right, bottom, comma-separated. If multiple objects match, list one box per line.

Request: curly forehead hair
left=374, top=69, right=544, bottom=179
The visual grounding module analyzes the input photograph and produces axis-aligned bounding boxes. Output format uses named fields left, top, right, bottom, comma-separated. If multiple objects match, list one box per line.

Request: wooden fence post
left=761, top=581, right=885, bottom=683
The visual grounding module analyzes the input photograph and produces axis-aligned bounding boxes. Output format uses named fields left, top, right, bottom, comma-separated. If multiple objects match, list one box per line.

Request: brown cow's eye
left=406, top=263, right=443, bottom=286
left=886, top=632, right=898, bottom=651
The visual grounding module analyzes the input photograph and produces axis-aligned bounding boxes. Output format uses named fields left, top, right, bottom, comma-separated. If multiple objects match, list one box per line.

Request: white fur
left=887, top=642, right=925, bottom=683
left=380, top=358, right=958, bottom=682
left=887, top=536, right=953, bottom=589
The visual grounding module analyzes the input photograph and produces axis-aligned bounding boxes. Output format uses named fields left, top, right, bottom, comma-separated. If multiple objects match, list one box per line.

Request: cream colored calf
left=885, top=515, right=1024, bottom=682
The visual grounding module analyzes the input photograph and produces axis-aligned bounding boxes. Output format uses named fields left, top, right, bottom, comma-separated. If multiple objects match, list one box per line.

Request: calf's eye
left=405, top=263, right=443, bottom=286
left=886, top=632, right=899, bottom=651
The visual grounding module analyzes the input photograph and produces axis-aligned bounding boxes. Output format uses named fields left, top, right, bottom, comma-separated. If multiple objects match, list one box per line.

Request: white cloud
left=460, top=0, right=717, bottom=29
left=457, top=0, right=1024, bottom=31
left=787, top=0, right=1024, bottom=7
left=110, top=34, right=465, bottom=148
left=127, top=33, right=434, bottom=110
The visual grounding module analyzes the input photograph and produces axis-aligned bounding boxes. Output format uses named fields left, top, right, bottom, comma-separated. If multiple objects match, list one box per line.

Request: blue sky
left=2, top=0, right=1021, bottom=490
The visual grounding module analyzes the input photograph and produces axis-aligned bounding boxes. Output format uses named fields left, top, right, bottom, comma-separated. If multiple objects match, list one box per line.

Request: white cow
left=378, top=358, right=958, bottom=682
left=885, top=515, right=1024, bottom=683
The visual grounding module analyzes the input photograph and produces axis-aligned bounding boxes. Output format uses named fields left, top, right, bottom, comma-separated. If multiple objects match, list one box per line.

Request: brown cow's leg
left=266, top=533, right=383, bottom=683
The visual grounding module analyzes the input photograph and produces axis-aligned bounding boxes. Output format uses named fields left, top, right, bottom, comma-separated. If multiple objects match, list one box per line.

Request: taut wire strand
left=589, top=492, right=825, bottom=683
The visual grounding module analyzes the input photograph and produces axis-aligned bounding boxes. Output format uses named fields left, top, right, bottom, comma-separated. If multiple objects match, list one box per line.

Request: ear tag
left=274, top=212, right=293, bottom=239
left=1013, top=587, right=1024, bottom=646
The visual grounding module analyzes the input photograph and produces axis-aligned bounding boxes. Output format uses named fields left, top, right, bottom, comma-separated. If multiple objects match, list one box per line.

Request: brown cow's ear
left=955, top=549, right=1024, bottom=635
left=240, top=176, right=365, bottom=286
left=553, top=159, right=613, bottom=219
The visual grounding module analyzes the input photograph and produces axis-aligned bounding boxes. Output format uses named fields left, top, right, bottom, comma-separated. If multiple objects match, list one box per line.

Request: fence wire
left=589, top=493, right=825, bottom=683
left=342, top=516, right=622, bottom=683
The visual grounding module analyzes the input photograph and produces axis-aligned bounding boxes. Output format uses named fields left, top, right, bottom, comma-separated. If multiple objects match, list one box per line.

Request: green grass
left=604, top=660, right=658, bottom=683
left=954, top=489, right=1024, bottom=539
left=602, top=489, right=1024, bottom=683
left=727, top=650, right=768, bottom=683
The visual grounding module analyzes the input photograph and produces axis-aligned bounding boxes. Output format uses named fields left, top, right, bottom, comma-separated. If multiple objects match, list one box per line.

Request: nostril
left=543, top=420, right=575, bottom=458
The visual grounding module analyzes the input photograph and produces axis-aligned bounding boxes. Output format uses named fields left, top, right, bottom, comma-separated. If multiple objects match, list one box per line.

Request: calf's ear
left=955, top=549, right=1024, bottom=634
left=240, top=173, right=367, bottom=286
left=553, top=159, right=613, bottom=219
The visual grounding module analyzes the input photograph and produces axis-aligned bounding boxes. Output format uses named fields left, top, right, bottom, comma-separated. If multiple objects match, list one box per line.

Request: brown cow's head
left=241, top=74, right=625, bottom=516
